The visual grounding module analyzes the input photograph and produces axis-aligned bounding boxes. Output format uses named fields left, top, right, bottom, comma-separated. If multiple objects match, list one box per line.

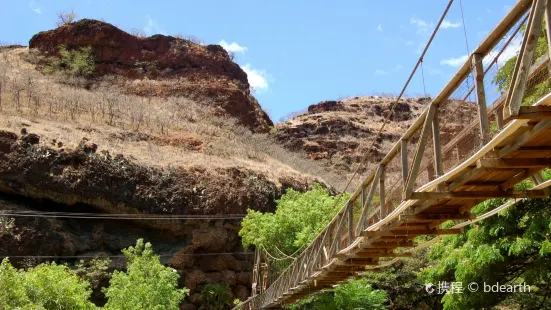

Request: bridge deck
left=237, top=0, right=551, bottom=308
left=281, top=100, right=551, bottom=305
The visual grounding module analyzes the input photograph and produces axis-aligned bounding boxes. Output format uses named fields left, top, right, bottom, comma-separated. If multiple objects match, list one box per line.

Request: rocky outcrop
left=275, top=96, right=477, bottom=173
left=0, top=129, right=320, bottom=307
left=28, top=19, right=272, bottom=132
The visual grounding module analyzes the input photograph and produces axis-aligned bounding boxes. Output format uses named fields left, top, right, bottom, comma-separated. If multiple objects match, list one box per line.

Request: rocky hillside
left=29, top=19, right=272, bottom=133
left=275, top=96, right=477, bottom=174
left=0, top=19, right=345, bottom=309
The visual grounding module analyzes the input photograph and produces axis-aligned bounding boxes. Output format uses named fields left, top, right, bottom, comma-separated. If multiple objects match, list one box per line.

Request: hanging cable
left=0, top=210, right=246, bottom=220
left=1, top=252, right=254, bottom=259
left=297, top=0, right=456, bottom=259
left=420, top=59, right=428, bottom=97
left=459, top=0, right=474, bottom=102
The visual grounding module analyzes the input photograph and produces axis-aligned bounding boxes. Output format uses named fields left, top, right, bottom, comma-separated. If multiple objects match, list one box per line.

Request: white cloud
left=483, top=36, right=522, bottom=67
left=242, top=64, right=270, bottom=92
left=440, top=55, right=469, bottom=67
left=405, top=40, right=414, bottom=46
left=143, top=15, right=166, bottom=36
left=410, top=17, right=433, bottom=34
left=441, top=20, right=462, bottom=29
left=377, top=24, right=383, bottom=32
left=375, top=69, right=388, bottom=75
left=218, top=40, right=248, bottom=54
left=29, top=1, right=41, bottom=14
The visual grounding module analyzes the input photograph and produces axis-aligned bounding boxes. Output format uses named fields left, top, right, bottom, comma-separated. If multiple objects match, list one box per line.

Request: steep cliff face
left=0, top=129, right=317, bottom=308
left=275, top=96, right=477, bottom=173
left=29, top=19, right=272, bottom=133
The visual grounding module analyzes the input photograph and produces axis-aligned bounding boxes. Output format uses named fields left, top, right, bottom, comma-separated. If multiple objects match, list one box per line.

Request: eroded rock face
left=28, top=19, right=272, bottom=132
left=0, top=130, right=319, bottom=306
left=276, top=96, right=477, bottom=173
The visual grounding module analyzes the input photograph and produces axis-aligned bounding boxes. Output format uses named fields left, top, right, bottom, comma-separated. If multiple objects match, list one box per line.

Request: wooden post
left=472, top=53, right=491, bottom=145
left=379, top=165, right=386, bottom=218
left=404, top=104, right=437, bottom=199
left=400, top=139, right=408, bottom=188
left=545, top=1, right=551, bottom=75
left=494, top=106, right=504, bottom=130
left=432, top=109, right=444, bottom=178
left=347, top=202, right=354, bottom=244
left=504, top=0, right=546, bottom=118
left=356, top=166, right=383, bottom=235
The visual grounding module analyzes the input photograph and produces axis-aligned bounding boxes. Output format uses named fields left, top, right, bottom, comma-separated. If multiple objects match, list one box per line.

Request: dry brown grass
left=0, top=47, right=347, bottom=190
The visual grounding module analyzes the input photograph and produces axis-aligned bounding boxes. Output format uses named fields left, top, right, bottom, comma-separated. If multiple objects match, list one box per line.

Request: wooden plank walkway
left=236, top=0, right=551, bottom=308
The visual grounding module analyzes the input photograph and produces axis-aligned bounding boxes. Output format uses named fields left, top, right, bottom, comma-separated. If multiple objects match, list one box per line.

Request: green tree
left=103, top=239, right=189, bottom=310
left=421, top=196, right=551, bottom=309
left=289, top=279, right=386, bottom=310
left=0, top=258, right=96, bottom=310
left=239, top=184, right=349, bottom=256
left=58, top=44, right=95, bottom=77
left=200, top=283, right=233, bottom=310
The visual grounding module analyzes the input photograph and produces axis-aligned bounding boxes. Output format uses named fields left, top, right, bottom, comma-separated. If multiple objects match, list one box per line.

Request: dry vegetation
left=0, top=47, right=347, bottom=190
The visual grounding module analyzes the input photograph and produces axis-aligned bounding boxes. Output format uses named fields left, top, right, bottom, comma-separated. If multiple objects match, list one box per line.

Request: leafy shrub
left=200, top=283, right=233, bottom=310
left=289, top=279, right=386, bottom=310
left=103, top=239, right=188, bottom=310
left=57, top=45, right=95, bottom=78
left=240, top=183, right=349, bottom=256
left=0, top=258, right=96, bottom=310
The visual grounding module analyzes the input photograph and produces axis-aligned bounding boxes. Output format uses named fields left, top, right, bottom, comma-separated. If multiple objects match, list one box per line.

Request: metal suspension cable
left=421, top=59, right=428, bottom=97
left=1, top=252, right=254, bottom=259
left=313, top=0, right=455, bottom=240
left=0, top=210, right=246, bottom=220
left=263, top=0, right=456, bottom=272
left=459, top=0, right=474, bottom=102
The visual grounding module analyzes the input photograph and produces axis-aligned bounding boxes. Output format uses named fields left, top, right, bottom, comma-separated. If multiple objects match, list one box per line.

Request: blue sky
left=1, top=0, right=518, bottom=121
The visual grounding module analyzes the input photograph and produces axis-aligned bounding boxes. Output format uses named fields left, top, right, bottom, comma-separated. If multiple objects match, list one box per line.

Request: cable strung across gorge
left=0, top=252, right=255, bottom=259
left=0, top=209, right=247, bottom=220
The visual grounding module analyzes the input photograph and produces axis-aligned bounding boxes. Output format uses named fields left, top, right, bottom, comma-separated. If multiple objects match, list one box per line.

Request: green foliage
left=0, top=258, right=96, bottom=310
left=75, top=258, right=111, bottom=290
left=103, top=239, right=188, bottom=310
left=200, top=283, right=233, bottom=310
left=421, top=198, right=551, bottom=309
left=56, top=44, right=95, bottom=77
left=493, top=24, right=548, bottom=93
left=239, top=184, right=350, bottom=256
left=289, top=279, right=386, bottom=310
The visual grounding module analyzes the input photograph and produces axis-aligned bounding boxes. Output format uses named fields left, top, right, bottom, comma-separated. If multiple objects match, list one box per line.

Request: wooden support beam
left=356, top=165, right=382, bottom=235
left=505, top=106, right=551, bottom=120
left=361, top=228, right=462, bottom=237
left=499, top=167, right=543, bottom=190
left=502, top=146, right=551, bottom=158
left=464, top=181, right=504, bottom=187
left=347, top=202, right=354, bottom=245
left=477, top=158, right=551, bottom=169
left=401, top=139, right=408, bottom=188
left=495, top=106, right=505, bottom=130
left=411, top=190, right=548, bottom=200
left=368, top=241, right=415, bottom=248
left=447, top=167, right=486, bottom=191
left=432, top=109, right=444, bottom=179
left=337, top=252, right=413, bottom=259
left=338, top=261, right=380, bottom=267
left=404, top=104, right=437, bottom=199
left=379, top=165, right=386, bottom=218
left=399, top=213, right=474, bottom=221
left=504, top=0, right=546, bottom=118
left=473, top=53, right=492, bottom=145
left=498, top=120, right=551, bottom=158
left=546, top=0, right=551, bottom=75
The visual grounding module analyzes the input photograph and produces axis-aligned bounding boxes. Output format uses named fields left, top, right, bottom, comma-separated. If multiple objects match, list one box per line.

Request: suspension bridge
left=237, top=0, right=551, bottom=308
